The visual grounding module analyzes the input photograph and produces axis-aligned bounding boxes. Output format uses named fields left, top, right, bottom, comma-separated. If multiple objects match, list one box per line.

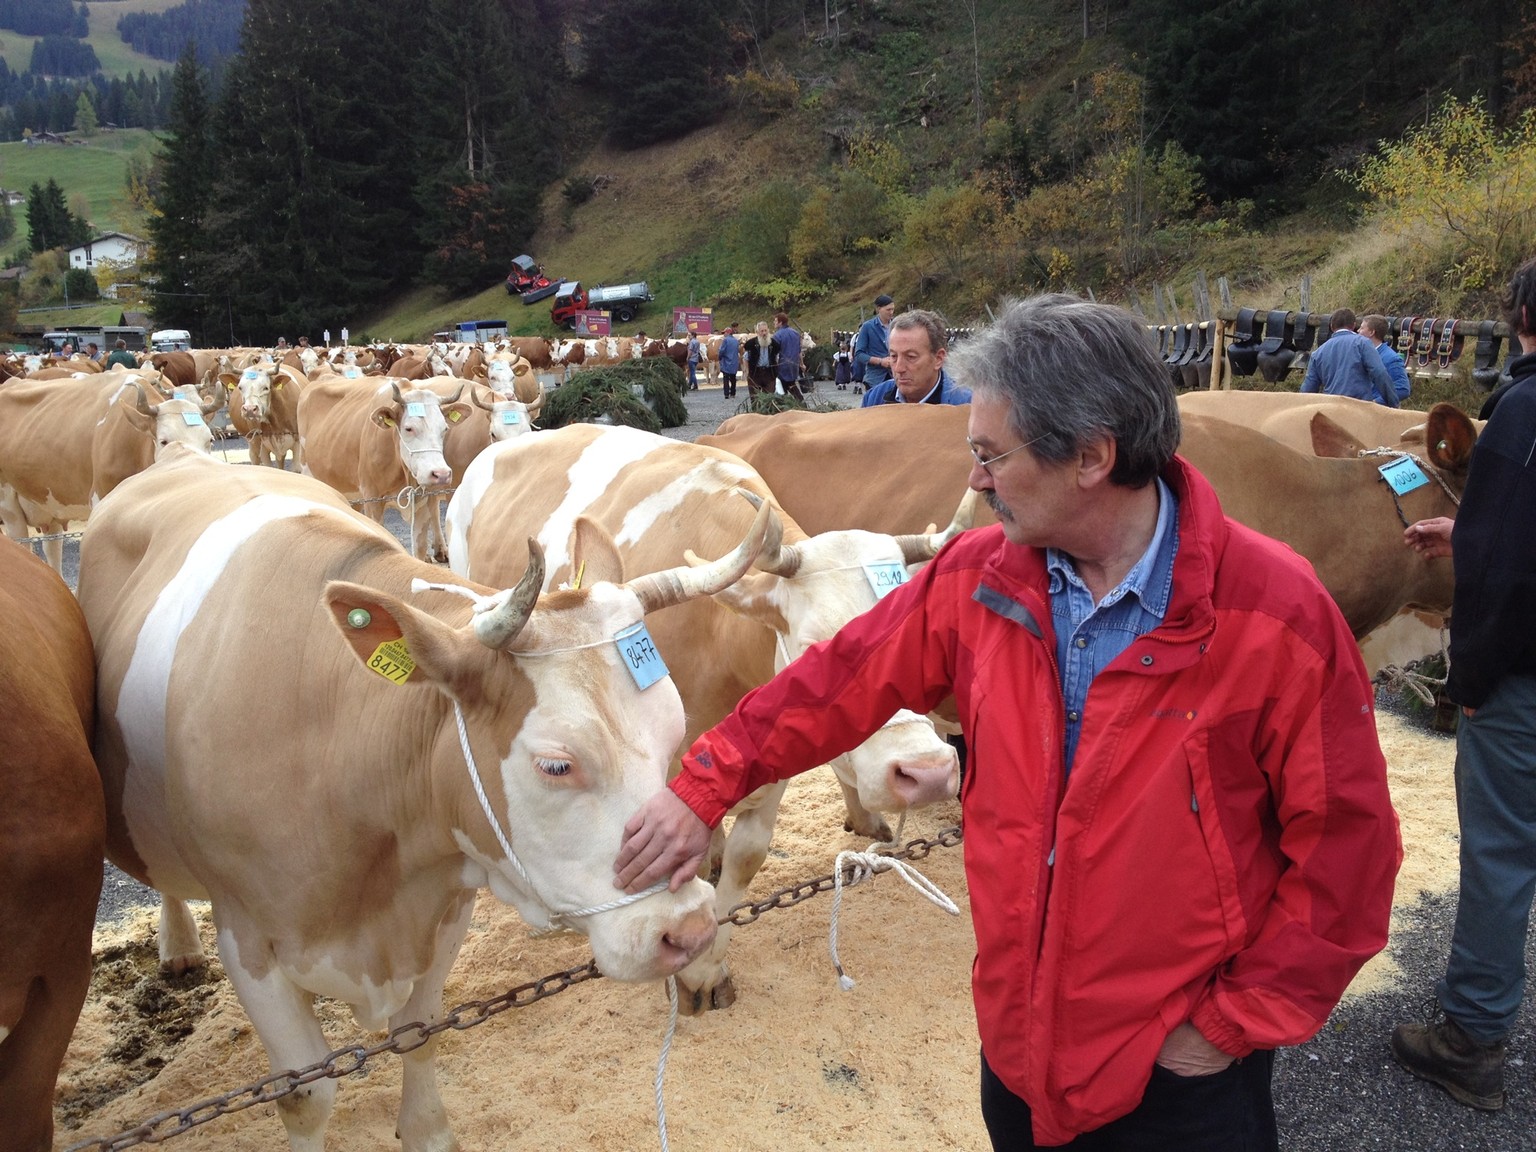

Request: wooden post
left=1299, top=274, right=1312, bottom=314
left=1209, top=316, right=1227, bottom=390
left=1218, top=276, right=1233, bottom=310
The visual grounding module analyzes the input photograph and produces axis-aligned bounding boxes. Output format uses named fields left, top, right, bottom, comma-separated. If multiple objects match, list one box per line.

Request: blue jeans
left=687, top=360, right=699, bottom=388
left=1438, top=671, right=1536, bottom=1042
left=980, top=1048, right=1277, bottom=1150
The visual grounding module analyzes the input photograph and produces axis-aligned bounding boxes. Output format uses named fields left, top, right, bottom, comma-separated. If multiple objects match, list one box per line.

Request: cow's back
left=0, top=540, right=104, bottom=1150
left=298, top=376, right=381, bottom=494
left=0, top=377, right=123, bottom=516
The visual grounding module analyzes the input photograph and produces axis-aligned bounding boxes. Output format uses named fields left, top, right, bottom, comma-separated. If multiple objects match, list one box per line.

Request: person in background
left=84, top=341, right=101, bottom=363
left=833, top=340, right=853, bottom=390
left=773, top=311, right=803, bottom=400
left=1361, top=314, right=1412, bottom=403
left=741, top=321, right=780, bottom=399
left=853, top=293, right=896, bottom=394
left=860, top=310, right=971, bottom=406
left=1299, top=307, right=1399, bottom=406
left=1391, top=258, right=1536, bottom=1112
left=105, top=339, right=136, bottom=369
left=615, top=293, right=1400, bottom=1152
left=718, top=325, right=742, bottom=399
left=686, top=330, right=702, bottom=390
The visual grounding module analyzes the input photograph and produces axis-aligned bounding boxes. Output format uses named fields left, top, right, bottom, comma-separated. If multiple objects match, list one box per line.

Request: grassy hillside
left=0, top=128, right=157, bottom=245
left=0, top=0, right=183, bottom=79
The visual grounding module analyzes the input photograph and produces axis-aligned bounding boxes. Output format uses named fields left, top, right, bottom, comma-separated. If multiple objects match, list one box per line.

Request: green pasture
left=0, top=0, right=181, bottom=79
left=0, top=128, right=158, bottom=239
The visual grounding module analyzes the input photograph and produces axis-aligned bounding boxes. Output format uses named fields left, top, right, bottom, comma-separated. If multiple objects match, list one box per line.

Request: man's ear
left=1076, top=431, right=1117, bottom=488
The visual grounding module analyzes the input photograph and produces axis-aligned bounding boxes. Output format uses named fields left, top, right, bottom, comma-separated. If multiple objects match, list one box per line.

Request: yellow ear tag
left=571, top=560, right=585, bottom=590
left=367, top=637, right=416, bottom=685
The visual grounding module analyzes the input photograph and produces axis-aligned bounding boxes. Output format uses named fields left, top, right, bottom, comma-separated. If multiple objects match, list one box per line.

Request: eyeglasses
left=967, top=433, right=1046, bottom=475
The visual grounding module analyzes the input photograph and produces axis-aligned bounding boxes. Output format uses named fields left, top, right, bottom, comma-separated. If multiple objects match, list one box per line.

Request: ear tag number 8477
left=1378, top=457, right=1429, bottom=496
left=614, top=622, right=668, bottom=690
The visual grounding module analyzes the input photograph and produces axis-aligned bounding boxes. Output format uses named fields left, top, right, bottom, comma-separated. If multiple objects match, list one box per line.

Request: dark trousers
left=746, top=364, right=775, bottom=397
left=980, top=1047, right=1277, bottom=1152
left=721, top=371, right=738, bottom=397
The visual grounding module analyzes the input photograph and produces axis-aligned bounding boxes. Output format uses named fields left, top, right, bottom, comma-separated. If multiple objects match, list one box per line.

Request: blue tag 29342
left=614, top=621, right=668, bottom=689
left=1378, top=456, right=1429, bottom=496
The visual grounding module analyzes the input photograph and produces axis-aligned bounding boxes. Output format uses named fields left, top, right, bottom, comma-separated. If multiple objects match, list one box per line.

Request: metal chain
left=63, top=825, right=962, bottom=1151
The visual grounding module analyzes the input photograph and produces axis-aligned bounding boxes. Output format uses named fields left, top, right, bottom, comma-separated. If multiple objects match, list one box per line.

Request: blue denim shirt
left=1047, top=477, right=1179, bottom=775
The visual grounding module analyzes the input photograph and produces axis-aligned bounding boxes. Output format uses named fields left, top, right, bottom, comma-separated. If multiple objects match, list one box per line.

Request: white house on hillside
left=68, top=232, right=148, bottom=270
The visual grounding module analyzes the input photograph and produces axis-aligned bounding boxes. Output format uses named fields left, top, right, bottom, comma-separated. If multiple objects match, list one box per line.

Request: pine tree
left=146, top=46, right=216, bottom=335
left=74, top=90, right=97, bottom=135
left=583, top=0, right=723, bottom=149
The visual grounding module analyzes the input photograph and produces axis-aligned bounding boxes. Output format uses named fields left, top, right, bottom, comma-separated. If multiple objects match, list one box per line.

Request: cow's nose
left=888, top=748, right=960, bottom=808
left=660, top=906, right=717, bottom=968
left=428, top=465, right=453, bottom=486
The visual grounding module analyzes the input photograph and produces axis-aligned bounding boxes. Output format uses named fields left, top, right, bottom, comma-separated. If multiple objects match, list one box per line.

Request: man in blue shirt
left=1299, top=308, right=1399, bottom=406
left=773, top=312, right=803, bottom=399
left=1362, top=314, right=1412, bottom=402
left=861, top=310, right=972, bottom=407
left=853, top=293, right=896, bottom=393
left=717, top=325, right=741, bottom=398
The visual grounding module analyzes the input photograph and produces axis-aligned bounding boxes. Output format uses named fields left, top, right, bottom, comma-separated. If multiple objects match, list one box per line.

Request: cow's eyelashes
left=535, top=756, right=572, bottom=778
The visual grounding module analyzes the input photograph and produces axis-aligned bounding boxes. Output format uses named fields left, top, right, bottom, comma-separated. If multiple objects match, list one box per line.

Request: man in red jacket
left=616, top=294, right=1401, bottom=1149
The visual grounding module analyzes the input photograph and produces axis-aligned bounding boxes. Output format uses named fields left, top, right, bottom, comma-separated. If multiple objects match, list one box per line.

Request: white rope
left=828, top=828, right=959, bottom=991
left=1356, top=446, right=1463, bottom=506
left=655, top=975, right=679, bottom=1152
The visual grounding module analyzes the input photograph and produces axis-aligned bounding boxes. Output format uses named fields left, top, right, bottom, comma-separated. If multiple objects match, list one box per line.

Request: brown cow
left=0, top=540, right=105, bottom=1152
left=701, top=402, right=1477, bottom=640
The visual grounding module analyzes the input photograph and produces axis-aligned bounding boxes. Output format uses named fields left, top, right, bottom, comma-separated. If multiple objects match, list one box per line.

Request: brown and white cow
left=443, top=385, right=537, bottom=481
left=701, top=401, right=1477, bottom=641
left=445, top=424, right=962, bottom=1013
left=219, top=358, right=306, bottom=468
left=0, top=540, right=104, bottom=1152
left=79, top=447, right=769, bottom=1151
left=299, top=377, right=470, bottom=563
left=0, top=375, right=219, bottom=573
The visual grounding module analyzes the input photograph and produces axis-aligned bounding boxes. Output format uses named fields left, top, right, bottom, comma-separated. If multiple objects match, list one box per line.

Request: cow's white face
left=377, top=386, right=459, bottom=488
left=152, top=398, right=216, bottom=457
left=485, top=357, right=518, bottom=390
left=724, top=530, right=959, bottom=815
left=460, top=582, right=716, bottom=981
left=486, top=399, right=534, bottom=442
left=234, top=365, right=276, bottom=421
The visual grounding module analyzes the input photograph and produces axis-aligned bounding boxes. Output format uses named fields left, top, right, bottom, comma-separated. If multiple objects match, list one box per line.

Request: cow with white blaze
left=299, top=377, right=470, bottom=563
left=0, top=375, right=218, bottom=573
left=446, top=424, right=962, bottom=1012
left=79, top=448, right=771, bottom=1151
left=220, top=358, right=306, bottom=468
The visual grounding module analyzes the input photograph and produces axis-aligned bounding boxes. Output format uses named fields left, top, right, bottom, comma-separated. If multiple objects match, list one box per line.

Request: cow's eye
left=535, top=757, right=572, bottom=777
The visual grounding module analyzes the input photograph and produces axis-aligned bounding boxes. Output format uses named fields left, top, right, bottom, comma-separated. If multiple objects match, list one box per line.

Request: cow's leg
left=676, top=780, right=788, bottom=1014
left=42, top=521, right=66, bottom=576
left=393, top=892, right=474, bottom=1152
left=830, top=754, right=894, bottom=841
left=424, top=494, right=449, bottom=565
left=246, top=431, right=263, bottom=467
left=215, top=918, right=336, bottom=1152
left=158, top=896, right=206, bottom=975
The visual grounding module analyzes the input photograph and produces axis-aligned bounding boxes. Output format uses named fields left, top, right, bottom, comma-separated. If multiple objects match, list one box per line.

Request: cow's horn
left=445, top=382, right=465, bottom=404
left=628, top=495, right=774, bottom=614
left=894, top=488, right=980, bottom=564
left=390, top=381, right=406, bottom=406
left=474, top=539, right=546, bottom=650
left=736, top=490, right=798, bottom=577
left=471, top=387, right=495, bottom=411
left=133, top=383, right=160, bottom=417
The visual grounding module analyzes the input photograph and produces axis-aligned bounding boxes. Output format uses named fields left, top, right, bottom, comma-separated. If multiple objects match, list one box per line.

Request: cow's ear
left=1309, top=412, right=1367, bottom=459
left=1426, top=403, right=1477, bottom=472
left=323, top=580, right=477, bottom=690
left=443, top=402, right=471, bottom=425
left=218, top=372, right=237, bottom=389
left=372, top=406, right=398, bottom=429
left=568, top=516, right=625, bottom=586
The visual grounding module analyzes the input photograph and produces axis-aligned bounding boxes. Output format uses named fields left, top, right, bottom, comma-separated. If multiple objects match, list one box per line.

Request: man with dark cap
left=853, top=293, right=896, bottom=393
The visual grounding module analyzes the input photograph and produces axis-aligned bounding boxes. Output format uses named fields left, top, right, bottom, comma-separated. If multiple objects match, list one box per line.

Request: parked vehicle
left=506, top=254, right=563, bottom=304
left=550, top=280, right=654, bottom=328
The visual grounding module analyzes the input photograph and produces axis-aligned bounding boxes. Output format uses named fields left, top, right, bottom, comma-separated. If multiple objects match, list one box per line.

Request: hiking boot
left=1391, top=1013, right=1506, bottom=1110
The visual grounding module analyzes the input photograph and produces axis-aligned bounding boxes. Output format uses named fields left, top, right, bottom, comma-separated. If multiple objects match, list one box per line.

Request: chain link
left=63, top=825, right=962, bottom=1151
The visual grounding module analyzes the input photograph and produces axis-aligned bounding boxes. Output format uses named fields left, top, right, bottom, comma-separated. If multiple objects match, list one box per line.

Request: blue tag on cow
left=345, top=367, right=361, bottom=378
left=173, top=387, right=195, bottom=400
left=863, top=561, right=909, bottom=600
left=614, top=621, right=668, bottom=690
left=1378, top=456, right=1429, bottom=496
left=500, top=410, right=522, bottom=425
left=242, top=368, right=260, bottom=381
left=181, top=411, right=205, bottom=426
left=406, top=402, right=427, bottom=417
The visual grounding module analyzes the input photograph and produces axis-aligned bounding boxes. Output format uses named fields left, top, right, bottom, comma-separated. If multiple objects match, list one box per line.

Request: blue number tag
left=1378, top=457, right=1429, bottom=496
left=406, top=402, right=427, bottom=417
left=863, top=561, right=909, bottom=600
left=242, top=368, right=260, bottom=381
left=172, top=387, right=195, bottom=400
left=181, top=411, right=205, bottom=426
left=345, top=367, right=361, bottom=378
left=500, top=410, right=522, bottom=425
left=614, top=622, right=668, bottom=690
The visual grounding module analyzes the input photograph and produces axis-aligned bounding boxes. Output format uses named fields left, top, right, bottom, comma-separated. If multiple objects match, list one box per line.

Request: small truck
left=550, top=280, right=654, bottom=328
left=505, top=254, right=563, bottom=303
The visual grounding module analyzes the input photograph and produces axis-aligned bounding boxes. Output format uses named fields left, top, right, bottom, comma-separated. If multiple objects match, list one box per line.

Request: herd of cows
left=0, top=333, right=1477, bottom=1151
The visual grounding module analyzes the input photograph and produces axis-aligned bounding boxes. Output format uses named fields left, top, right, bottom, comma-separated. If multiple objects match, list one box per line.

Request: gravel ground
left=67, top=377, right=1536, bottom=1149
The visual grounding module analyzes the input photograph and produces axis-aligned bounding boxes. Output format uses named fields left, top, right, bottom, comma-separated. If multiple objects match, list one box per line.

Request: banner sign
left=672, top=306, right=713, bottom=336
left=573, top=310, right=611, bottom=336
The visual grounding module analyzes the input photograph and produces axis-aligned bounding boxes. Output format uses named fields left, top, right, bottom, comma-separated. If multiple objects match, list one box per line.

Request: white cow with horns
left=78, top=447, right=773, bottom=1151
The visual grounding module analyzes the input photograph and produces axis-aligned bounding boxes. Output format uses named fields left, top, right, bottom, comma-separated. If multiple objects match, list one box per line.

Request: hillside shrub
left=63, top=268, right=99, bottom=302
